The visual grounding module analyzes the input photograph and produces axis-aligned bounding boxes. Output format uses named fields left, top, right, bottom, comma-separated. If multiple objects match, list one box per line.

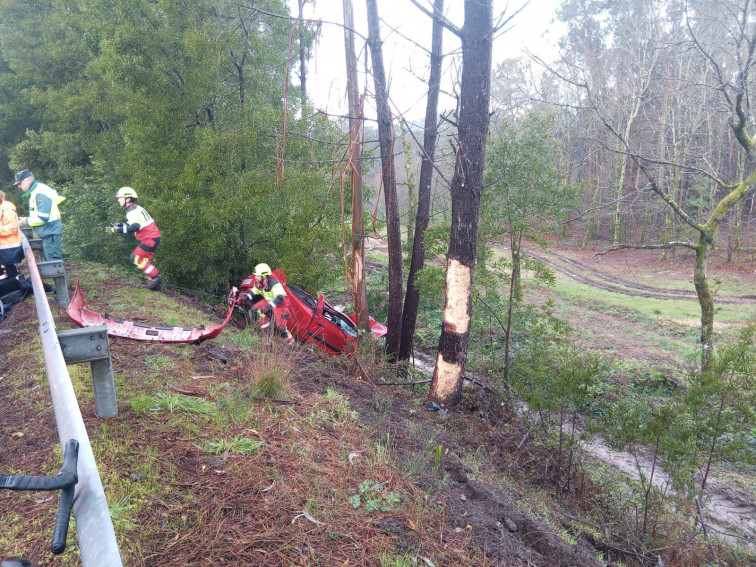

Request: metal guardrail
left=20, top=233, right=123, bottom=566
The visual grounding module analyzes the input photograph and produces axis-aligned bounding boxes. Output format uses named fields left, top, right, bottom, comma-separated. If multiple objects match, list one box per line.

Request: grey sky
left=288, top=0, right=564, bottom=120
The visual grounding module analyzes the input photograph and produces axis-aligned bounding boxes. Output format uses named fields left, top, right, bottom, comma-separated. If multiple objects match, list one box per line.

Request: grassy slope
left=5, top=256, right=754, bottom=566
left=0, top=263, right=488, bottom=566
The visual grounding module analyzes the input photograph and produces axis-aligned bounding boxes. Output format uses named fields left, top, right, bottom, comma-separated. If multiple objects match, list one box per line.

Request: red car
left=229, top=269, right=387, bottom=355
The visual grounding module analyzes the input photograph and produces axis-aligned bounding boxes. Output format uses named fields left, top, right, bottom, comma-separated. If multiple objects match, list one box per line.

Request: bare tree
left=399, top=0, right=445, bottom=363
left=366, top=0, right=403, bottom=357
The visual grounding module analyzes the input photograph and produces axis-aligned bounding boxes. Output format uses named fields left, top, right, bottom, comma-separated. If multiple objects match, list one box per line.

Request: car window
left=322, top=308, right=358, bottom=338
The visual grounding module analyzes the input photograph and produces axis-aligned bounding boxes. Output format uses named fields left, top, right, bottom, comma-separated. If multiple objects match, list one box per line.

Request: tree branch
left=409, top=0, right=462, bottom=37
left=595, top=242, right=696, bottom=258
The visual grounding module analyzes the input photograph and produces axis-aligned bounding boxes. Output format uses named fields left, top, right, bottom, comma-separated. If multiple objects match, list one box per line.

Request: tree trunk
left=367, top=0, right=403, bottom=357
left=510, top=228, right=523, bottom=300
left=428, top=0, right=492, bottom=407
left=298, top=0, right=307, bottom=101
left=694, top=234, right=715, bottom=372
left=342, top=0, right=370, bottom=332
left=398, top=0, right=444, bottom=362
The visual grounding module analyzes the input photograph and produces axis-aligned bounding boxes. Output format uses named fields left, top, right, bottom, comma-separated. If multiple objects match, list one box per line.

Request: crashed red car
left=229, top=269, right=386, bottom=355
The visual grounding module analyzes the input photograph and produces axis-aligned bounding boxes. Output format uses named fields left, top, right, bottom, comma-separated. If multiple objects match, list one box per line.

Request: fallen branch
left=168, top=385, right=208, bottom=397
left=291, top=509, right=325, bottom=526
left=377, top=379, right=432, bottom=386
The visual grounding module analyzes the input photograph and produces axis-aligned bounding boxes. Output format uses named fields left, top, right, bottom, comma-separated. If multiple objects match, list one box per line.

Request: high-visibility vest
left=249, top=277, right=287, bottom=306
left=27, top=181, right=64, bottom=227
left=0, top=200, right=22, bottom=250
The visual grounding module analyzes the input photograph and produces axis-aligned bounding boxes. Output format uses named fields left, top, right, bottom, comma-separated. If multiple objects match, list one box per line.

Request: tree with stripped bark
left=411, top=0, right=494, bottom=407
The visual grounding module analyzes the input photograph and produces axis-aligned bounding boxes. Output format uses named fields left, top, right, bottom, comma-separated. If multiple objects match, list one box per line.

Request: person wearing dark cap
left=13, top=169, right=65, bottom=261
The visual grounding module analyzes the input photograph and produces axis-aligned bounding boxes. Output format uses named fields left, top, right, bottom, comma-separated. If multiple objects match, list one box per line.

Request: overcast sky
left=287, top=0, right=565, bottom=121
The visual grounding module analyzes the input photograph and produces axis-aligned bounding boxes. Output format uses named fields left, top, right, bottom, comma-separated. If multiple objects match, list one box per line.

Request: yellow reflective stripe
left=133, top=256, right=149, bottom=269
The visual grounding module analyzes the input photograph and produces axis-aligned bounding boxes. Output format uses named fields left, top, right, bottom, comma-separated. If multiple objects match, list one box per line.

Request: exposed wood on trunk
left=428, top=0, right=492, bottom=407
left=342, top=0, right=370, bottom=332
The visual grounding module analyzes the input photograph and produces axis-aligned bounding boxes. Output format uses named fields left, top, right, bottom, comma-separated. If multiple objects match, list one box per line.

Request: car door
left=305, top=294, right=350, bottom=355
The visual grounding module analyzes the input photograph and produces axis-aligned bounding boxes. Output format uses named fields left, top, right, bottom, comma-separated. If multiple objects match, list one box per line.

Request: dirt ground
left=525, top=237, right=756, bottom=369
left=2, top=242, right=755, bottom=565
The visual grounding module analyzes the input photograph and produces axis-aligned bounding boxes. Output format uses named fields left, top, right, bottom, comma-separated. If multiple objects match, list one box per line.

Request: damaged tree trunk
left=342, top=0, right=370, bottom=332
left=428, top=0, right=492, bottom=407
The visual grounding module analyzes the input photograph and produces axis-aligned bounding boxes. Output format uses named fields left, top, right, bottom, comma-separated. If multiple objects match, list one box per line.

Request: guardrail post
left=57, top=325, right=118, bottom=418
left=20, top=228, right=45, bottom=261
left=28, top=238, right=44, bottom=256
left=37, top=260, right=69, bottom=308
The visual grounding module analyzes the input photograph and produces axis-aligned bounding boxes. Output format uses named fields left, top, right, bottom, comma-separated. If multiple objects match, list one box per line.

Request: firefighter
left=0, top=191, right=24, bottom=278
left=246, top=263, right=294, bottom=344
left=108, top=187, right=162, bottom=291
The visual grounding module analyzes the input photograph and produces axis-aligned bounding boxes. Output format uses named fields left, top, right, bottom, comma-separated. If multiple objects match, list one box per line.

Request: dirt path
left=526, top=246, right=756, bottom=304
left=585, top=437, right=756, bottom=549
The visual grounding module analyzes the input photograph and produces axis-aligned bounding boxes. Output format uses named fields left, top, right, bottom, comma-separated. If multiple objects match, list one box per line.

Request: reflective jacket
left=0, top=200, right=24, bottom=265
left=248, top=276, right=287, bottom=307
left=23, top=181, right=64, bottom=237
left=123, top=203, right=161, bottom=243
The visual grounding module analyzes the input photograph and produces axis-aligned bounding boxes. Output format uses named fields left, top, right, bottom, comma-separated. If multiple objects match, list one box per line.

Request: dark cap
left=13, top=169, right=33, bottom=185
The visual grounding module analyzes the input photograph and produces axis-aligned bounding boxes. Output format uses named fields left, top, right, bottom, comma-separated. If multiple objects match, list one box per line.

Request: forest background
left=2, top=0, right=755, bottom=381
left=1, top=0, right=754, bottom=305
left=4, top=0, right=756, bottom=565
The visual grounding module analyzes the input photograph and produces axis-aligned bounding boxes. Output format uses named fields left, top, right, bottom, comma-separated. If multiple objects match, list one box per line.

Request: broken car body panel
left=66, top=280, right=236, bottom=343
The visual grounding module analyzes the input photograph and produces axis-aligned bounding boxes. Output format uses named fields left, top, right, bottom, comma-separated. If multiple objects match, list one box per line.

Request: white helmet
left=253, top=263, right=272, bottom=277
left=117, top=187, right=138, bottom=199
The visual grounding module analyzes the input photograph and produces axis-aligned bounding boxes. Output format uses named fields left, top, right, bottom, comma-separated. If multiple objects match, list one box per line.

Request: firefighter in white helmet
left=108, top=187, right=163, bottom=291
left=246, top=263, right=294, bottom=344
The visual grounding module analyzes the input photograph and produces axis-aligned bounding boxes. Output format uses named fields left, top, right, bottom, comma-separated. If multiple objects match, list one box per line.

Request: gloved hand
left=108, top=223, right=126, bottom=234
left=227, top=287, right=239, bottom=306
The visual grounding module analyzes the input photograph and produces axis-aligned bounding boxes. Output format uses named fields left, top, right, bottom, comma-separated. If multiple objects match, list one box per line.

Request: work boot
left=282, top=328, right=294, bottom=344
left=146, top=275, right=162, bottom=291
